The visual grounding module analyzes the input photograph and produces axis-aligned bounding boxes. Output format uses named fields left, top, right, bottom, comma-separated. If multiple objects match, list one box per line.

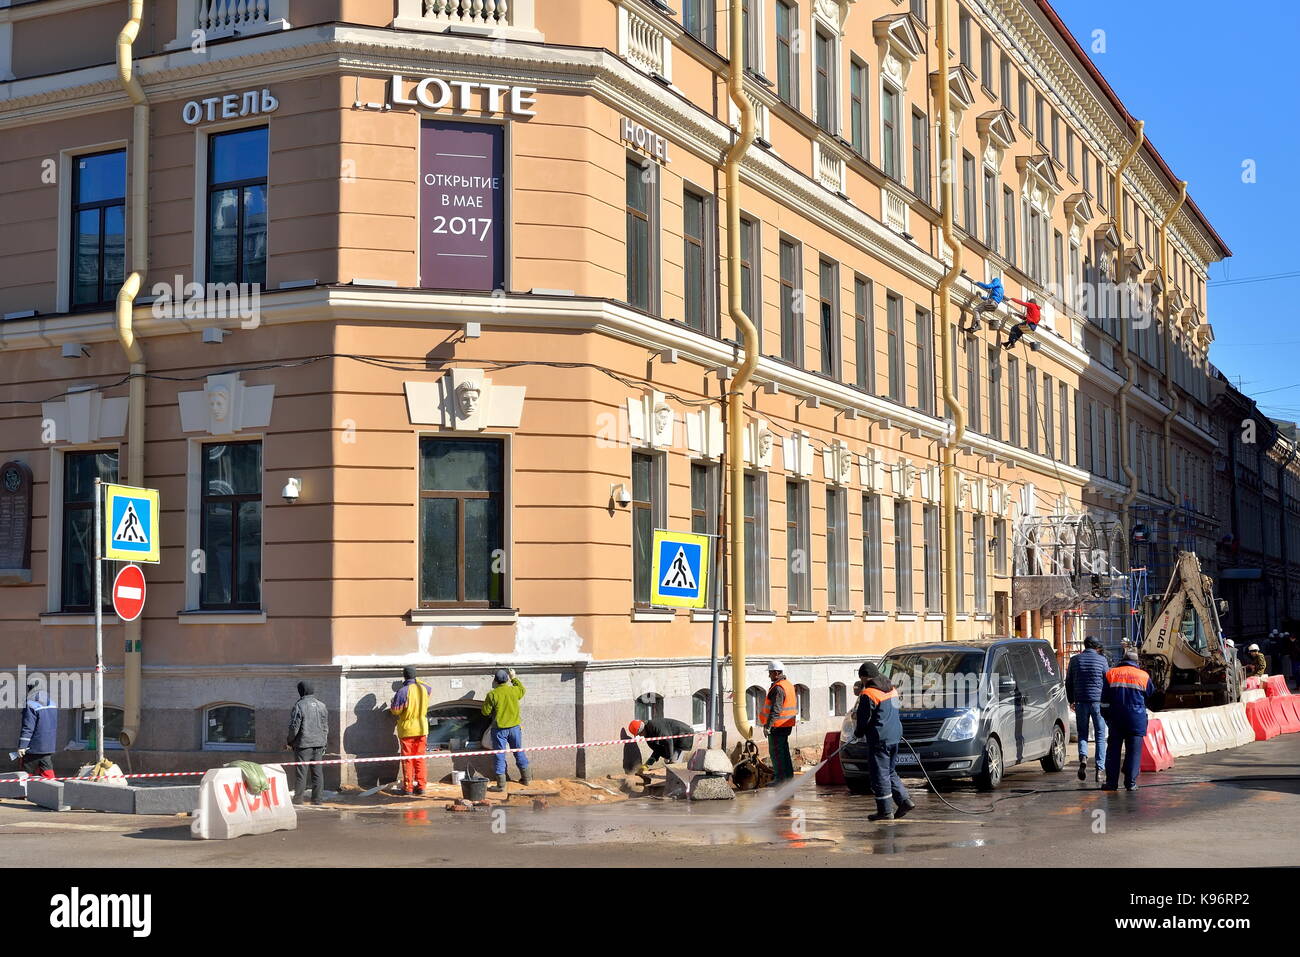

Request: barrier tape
left=15, top=730, right=718, bottom=784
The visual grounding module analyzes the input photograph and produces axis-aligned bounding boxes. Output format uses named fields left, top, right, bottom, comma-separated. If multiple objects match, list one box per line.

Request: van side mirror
left=998, top=675, right=1017, bottom=699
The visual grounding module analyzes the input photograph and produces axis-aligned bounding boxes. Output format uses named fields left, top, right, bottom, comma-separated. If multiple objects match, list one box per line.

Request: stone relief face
left=653, top=404, right=672, bottom=437
left=837, top=448, right=853, bottom=482
left=757, top=429, right=774, bottom=458
left=208, top=387, right=231, bottom=422
left=456, top=383, right=481, bottom=418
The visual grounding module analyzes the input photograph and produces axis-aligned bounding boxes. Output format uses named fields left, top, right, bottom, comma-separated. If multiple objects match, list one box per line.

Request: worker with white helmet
left=759, top=660, right=797, bottom=783
left=1246, top=643, right=1268, bottom=678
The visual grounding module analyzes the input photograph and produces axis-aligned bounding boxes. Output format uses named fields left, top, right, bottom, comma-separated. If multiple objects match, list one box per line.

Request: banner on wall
left=419, top=119, right=506, bottom=292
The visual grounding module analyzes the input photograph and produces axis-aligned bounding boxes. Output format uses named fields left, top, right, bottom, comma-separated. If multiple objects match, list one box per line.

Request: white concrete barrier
left=191, top=764, right=297, bottom=840
left=1156, top=709, right=1207, bottom=757
left=1242, top=688, right=1267, bottom=705
left=1225, top=702, right=1256, bottom=747
left=1195, top=707, right=1236, bottom=753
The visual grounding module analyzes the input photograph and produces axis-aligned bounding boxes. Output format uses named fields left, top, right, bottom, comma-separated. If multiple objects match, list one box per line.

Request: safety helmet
left=627, top=719, right=644, bottom=736
left=767, top=660, right=785, bottom=674
left=1249, top=644, right=1260, bottom=651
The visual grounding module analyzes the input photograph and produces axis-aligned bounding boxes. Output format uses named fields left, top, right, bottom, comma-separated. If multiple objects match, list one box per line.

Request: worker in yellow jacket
left=390, top=666, right=432, bottom=795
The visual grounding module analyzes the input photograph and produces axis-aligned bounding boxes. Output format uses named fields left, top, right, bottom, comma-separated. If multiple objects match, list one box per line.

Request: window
left=1054, top=230, right=1064, bottom=301
left=973, top=514, right=988, bottom=613
left=632, top=451, right=664, bottom=606
left=779, top=237, right=802, bottom=365
left=1097, top=159, right=1107, bottom=210
left=70, top=149, right=126, bottom=309
left=1082, top=144, right=1091, bottom=194
left=894, top=498, right=913, bottom=613
left=1026, top=367, right=1039, bottom=454
left=830, top=682, right=848, bottom=716
left=204, top=704, right=255, bottom=750
left=741, top=0, right=759, bottom=73
left=962, top=152, right=977, bottom=236
left=1066, top=128, right=1076, bottom=178
left=910, top=0, right=927, bottom=23
left=207, top=126, right=268, bottom=286
left=739, top=216, right=761, bottom=349
left=1051, top=111, right=1060, bottom=162
left=819, top=258, right=840, bottom=378
left=915, top=307, right=934, bottom=416
left=419, top=438, right=504, bottom=608
left=691, top=461, right=720, bottom=606
left=863, top=492, right=883, bottom=612
left=955, top=511, right=965, bottom=614
left=78, top=706, right=124, bottom=749
left=744, top=472, right=770, bottom=610
left=786, top=481, right=811, bottom=611
left=827, top=487, right=849, bottom=611
left=626, top=158, right=657, bottom=311
left=814, top=27, right=836, bottom=133
left=1017, top=76, right=1028, bottom=124
left=200, top=441, right=262, bottom=610
left=886, top=292, right=905, bottom=402
left=881, top=84, right=901, bottom=181
left=692, top=690, right=710, bottom=727
left=682, top=0, right=712, bottom=45
left=795, top=684, right=811, bottom=721
left=1007, top=355, right=1021, bottom=445
left=994, top=517, right=1008, bottom=577
left=911, top=110, right=930, bottom=202
left=854, top=276, right=874, bottom=391
left=959, top=9, right=972, bottom=68
left=60, top=449, right=120, bottom=612
left=980, top=31, right=993, bottom=90
left=923, top=504, right=941, bottom=613
left=683, top=189, right=711, bottom=333
left=1069, top=242, right=1080, bottom=310
left=850, top=59, right=869, bottom=158
left=987, top=345, right=1002, bottom=441
left=1043, top=373, right=1054, bottom=457
left=983, top=170, right=998, bottom=252
left=1000, top=56, right=1013, bottom=113
left=1034, top=93, right=1045, bottom=144
left=966, top=336, right=982, bottom=433
left=634, top=692, right=664, bottom=722
left=745, top=686, right=766, bottom=723
left=1059, top=383, right=1070, bottom=466
left=1003, top=186, right=1017, bottom=267
left=775, top=1, right=798, bottom=106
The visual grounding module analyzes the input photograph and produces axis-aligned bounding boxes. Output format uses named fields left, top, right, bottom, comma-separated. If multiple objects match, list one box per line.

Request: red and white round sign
left=112, top=564, right=146, bottom=622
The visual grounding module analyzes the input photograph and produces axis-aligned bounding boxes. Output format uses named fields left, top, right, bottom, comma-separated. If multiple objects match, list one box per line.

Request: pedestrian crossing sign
left=650, top=529, right=710, bottom=608
left=104, top=483, right=160, bottom=564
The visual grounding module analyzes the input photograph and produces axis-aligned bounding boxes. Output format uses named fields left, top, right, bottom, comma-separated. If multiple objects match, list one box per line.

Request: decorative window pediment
left=1064, top=192, right=1094, bottom=226
left=930, top=66, right=976, bottom=113
left=1196, top=322, right=1214, bottom=346
left=814, top=0, right=856, bottom=34
left=976, top=109, right=1016, bottom=150
left=1093, top=222, right=1120, bottom=255
left=1166, top=286, right=1186, bottom=314
left=873, top=13, right=922, bottom=62
left=1120, top=245, right=1146, bottom=280
left=1016, top=153, right=1061, bottom=204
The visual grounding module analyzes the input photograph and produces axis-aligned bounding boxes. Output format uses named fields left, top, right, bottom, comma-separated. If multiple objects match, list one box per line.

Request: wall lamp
left=281, top=478, right=302, bottom=503
left=610, top=483, right=632, bottom=507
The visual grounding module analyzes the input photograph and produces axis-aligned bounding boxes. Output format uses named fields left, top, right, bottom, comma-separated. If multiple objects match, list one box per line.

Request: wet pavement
left=2, top=734, right=1298, bottom=867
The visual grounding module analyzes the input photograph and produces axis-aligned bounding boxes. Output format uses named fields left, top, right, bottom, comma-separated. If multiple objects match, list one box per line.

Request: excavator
left=1139, top=551, right=1241, bottom=709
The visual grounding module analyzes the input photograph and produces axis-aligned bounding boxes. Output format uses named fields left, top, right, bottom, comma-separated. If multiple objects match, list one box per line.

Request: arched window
left=745, top=686, right=766, bottom=723
left=203, top=704, right=256, bottom=750
left=829, top=683, right=847, bottom=716
left=692, top=689, right=710, bottom=728
left=78, top=706, right=124, bottom=750
left=794, top=684, right=811, bottom=721
left=634, top=692, right=663, bottom=723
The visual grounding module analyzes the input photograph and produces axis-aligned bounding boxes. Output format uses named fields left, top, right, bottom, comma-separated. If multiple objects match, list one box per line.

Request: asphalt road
left=2, top=734, right=1298, bottom=868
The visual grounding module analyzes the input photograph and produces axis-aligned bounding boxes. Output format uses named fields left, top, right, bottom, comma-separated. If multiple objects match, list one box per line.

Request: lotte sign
left=111, top=564, right=146, bottom=622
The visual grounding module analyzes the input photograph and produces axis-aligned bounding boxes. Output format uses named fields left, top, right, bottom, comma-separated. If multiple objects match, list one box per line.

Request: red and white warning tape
left=21, top=730, right=717, bottom=784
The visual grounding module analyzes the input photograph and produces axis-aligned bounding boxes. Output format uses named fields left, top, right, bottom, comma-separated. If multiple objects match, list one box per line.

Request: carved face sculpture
left=456, top=382, right=482, bottom=418
left=837, top=448, right=853, bottom=483
left=653, top=404, right=672, bottom=438
left=757, top=429, right=774, bottom=460
left=208, top=386, right=231, bottom=422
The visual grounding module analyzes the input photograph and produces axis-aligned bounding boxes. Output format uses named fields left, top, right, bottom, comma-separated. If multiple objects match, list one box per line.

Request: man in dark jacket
left=287, top=681, right=329, bottom=805
left=627, top=717, right=695, bottom=771
left=1100, top=650, right=1155, bottom=792
left=1066, top=637, right=1109, bottom=783
left=17, top=682, right=57, bottom=779
left=855, top=662, right=915, bottom=822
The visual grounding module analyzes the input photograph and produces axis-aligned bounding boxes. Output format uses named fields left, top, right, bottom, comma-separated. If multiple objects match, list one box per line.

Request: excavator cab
left=1140, top=552, right=1239, bottom=709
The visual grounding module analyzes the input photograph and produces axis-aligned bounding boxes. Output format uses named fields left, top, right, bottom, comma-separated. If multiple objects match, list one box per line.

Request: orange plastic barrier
left=1275, top=697, right=1300, bottom=734
left=1243, top=676, right=1262, bottom=691
left=1264, top=675, right=1292, bottom=698
left=1139, top=719, right=1175, bottom=772
left=1247, top=699, right=1282, bottom=740
left=815, top=732, right=846, bottom=786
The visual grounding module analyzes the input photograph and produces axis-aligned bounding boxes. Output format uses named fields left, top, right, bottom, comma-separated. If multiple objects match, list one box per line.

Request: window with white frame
left=881, top=83, right=902, bottom=182
left=973, top=513, right=988, bottom=612
left=739, top=216, right=762, bottom=350
left=826, top=487, right=849, bottom=612
left=830, top=682, right=847, bottom=716
left=206, top=126, right=268, bottom=287
left=923, top=504, right=941, bottom=613
left=70, top=150, right=126, bottom=311
left=850, top=58, right=870, bottom=158
left=863, top=492, right=883, bottom=612
left=78, top=706, right=124, bottom=750
left=204, top=704, right=256, bottom=750
left=894, top=497, right=914, bottom=613
left=745, top=471, right=771, bottom=611
left=420, top=437, right=506, bottom=609
left=632, top=451, right=666, bottom=607
left=854, top=276, right=874, bottom=392
left=786, top=480, right=811, bottom=612
left=775, top=1, right=799, bottom=106
left=813, top=25, right=838, bottom=134
left=59, top=449, right=119, bottom=613
left=691, top=461, right=721, bottom=608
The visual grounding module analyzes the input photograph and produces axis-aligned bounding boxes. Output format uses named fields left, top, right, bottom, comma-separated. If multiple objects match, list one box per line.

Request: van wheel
left=973, top=736, right=1003, bottom=791
left=1040, top=723, right=1067, bottom=772
left=845, top=777, right=873, bottom=795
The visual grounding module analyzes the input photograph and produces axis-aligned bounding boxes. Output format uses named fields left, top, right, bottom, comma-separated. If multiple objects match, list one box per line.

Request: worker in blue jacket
left=1066, top=637, right=1109, bottom=783
left=1099, top=650, right=1155, bottom=792
left=854, top=662, right=916, bottom=822
left=17, top=682, right=58, bottom=779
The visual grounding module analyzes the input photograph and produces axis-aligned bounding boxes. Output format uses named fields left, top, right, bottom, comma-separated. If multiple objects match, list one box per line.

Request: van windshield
left=880, top=650, right=987, bottom=708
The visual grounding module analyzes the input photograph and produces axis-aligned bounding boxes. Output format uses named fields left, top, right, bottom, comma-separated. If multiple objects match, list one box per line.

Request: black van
left=840, top=638, right=1070, bottom=792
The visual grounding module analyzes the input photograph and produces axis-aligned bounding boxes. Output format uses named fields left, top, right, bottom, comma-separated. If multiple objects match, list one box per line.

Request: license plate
left=896, top=753, right=919, bottom=765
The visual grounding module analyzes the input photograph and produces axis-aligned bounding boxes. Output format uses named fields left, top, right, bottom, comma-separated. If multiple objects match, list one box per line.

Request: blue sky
left=1050, top=0, right=1300, bottom=421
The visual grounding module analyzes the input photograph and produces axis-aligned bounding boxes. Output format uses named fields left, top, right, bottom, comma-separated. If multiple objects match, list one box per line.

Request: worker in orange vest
left=1100, top=649, right=1155, bottom=792
left=760, top=660, right=798, bottom=783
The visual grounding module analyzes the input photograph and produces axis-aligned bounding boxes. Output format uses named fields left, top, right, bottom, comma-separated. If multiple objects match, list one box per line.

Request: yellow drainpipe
left=1114, top=121, right=1144, bottom=565
left=1159, top=180, right=1187, bottom=511
left=725, top=0, right=757, bottom=740
left=116, top=0, right=149, bottom=747
left=934, top=0, right=964, bottom=640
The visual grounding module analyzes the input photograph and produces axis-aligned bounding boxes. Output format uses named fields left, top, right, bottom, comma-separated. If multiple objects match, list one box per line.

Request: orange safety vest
left=1105, top=664, right=1150, bottom=689
left=861, top=687, right=899, bottom=705
left=760, top=678, right=798, bottom=728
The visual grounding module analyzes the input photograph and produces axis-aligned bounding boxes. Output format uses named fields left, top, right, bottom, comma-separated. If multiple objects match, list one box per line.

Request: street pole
left=93, top=477, right=105, bottom=766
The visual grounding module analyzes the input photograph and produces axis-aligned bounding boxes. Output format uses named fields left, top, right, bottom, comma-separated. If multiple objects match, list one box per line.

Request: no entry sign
left=112, top=564, right=146, bottom=622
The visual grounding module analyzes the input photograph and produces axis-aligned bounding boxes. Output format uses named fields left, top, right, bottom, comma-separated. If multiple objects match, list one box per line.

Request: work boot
left=1077, top=756, right=1087, bottom=782
left=893, top=799, right=916, bottom=820
left=868, top=799, right=895, bottom=822
left=489, top=773, right=508, bottom=792
left=520, top=767, right=532, bottom=786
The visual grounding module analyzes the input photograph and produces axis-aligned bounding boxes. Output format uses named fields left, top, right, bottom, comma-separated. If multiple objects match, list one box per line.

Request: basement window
left=203, top=704, right=256, bottom=750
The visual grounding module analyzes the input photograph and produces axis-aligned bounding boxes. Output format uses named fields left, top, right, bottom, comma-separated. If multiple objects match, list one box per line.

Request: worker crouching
left=855, top=662, right=916, bottom=822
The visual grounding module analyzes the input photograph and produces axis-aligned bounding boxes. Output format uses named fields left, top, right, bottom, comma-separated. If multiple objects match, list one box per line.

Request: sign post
left=93, top=479, right=103, bottom=766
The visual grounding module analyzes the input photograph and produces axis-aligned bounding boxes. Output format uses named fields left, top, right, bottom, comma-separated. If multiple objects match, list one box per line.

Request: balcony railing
left=199, top=0, right=270, bottom=33
left=394, top=0, right=541, bottom=38
left=423, top=0, right=513, bottom=29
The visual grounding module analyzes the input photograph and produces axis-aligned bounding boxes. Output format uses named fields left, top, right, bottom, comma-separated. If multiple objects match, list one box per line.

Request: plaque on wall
left=0, top=460, right=33, bottom=585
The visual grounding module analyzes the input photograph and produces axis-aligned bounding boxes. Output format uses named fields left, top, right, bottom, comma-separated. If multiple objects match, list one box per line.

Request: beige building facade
left=0, top=0, right=1228, bottom=778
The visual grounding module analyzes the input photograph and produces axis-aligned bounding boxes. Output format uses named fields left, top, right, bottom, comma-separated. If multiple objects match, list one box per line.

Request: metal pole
left=94, top=477, right=104, bottom=766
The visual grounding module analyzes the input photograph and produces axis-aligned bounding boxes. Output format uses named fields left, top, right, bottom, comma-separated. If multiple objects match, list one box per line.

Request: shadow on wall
left=343, top=691, right=399, bottom=789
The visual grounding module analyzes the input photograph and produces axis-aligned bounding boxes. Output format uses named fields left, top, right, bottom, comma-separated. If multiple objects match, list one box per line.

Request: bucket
left=450, top=770, right=466, bottom=785
left=461, top=777, right=488, bottom=802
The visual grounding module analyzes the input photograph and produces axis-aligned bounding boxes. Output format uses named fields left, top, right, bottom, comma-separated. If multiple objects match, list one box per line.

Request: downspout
left=116, top=0, right=149, bottom=747
left=725, top=0, right=757, bottom=740
left=1114, top=121, right=1144, bottom=569
left=1159, top=180, right=1187, bottom=542
left=934, top=0, right=964, bottom=641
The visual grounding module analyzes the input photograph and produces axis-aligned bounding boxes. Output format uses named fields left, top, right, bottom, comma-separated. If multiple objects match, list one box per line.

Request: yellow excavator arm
left=1140, top=551, right=1234, bottom=704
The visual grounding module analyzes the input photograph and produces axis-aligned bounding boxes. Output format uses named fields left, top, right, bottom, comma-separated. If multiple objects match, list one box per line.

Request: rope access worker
left=855, top=662, right=916, bottom=821
left=1100, top=649, right=1155, bottom=792
left=1002, top=296, right=1042, bottom=350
